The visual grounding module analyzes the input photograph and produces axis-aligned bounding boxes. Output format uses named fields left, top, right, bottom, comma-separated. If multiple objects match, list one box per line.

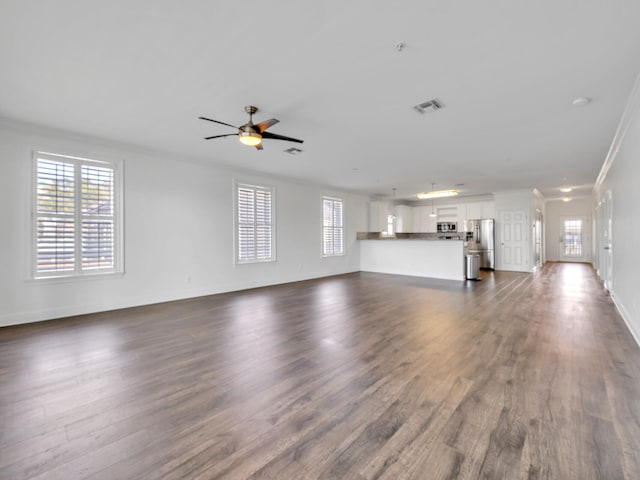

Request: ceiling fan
left=199, top=105, right=304, bottom=150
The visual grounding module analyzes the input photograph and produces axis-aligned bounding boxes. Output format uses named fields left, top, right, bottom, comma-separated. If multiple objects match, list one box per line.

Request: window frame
left=31, top=151, right=124, bottom=280
left=234, top=181, right=276, bottom=265
left=322, top=196, right=345, bottom=258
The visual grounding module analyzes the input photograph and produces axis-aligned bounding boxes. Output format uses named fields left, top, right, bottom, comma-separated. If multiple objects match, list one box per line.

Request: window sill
left=27, top=271, right=125, bottom=285
left=235, top=259, right=276, bottom=265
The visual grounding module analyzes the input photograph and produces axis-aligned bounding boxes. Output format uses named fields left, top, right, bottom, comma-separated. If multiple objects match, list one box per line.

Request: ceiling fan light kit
left=200, top=105, right=303, bottom=150
left=238, top=130, right=262, bottom=146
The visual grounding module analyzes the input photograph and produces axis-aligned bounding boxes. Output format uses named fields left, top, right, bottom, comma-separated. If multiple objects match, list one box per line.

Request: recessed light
left=571, top=97, right=590, bottom=107
left=559, top=187, right=572, bottom=193
left=562, top=197, right=571, bottom=202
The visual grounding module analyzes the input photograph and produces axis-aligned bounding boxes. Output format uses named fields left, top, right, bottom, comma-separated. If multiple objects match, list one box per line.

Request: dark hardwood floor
left=1, top=263, right=639, bottom=479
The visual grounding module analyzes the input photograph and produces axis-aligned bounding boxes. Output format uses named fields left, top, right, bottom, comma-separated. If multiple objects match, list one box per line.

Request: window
left=386, top=213, right=395, bottom=236
left=235, top=182, right=275, bottom=263
left=322, top=196, right=344, bottom=256
left=33, top=151, right=122, bottom=278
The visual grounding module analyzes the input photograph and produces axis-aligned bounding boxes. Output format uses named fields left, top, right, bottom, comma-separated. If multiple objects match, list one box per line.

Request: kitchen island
left=359, top=234, right=466, bottom=281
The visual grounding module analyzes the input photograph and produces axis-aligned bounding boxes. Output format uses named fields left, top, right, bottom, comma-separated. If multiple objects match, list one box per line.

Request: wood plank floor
left=1, top=263, right=640, bottom=479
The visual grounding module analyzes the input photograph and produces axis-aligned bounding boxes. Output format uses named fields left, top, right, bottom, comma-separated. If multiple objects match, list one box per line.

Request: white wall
left=544, top=197, right=593, bottom=262
left=0, top=121, right=368, bottom=326
left=593, top=72, right=640, bottom=345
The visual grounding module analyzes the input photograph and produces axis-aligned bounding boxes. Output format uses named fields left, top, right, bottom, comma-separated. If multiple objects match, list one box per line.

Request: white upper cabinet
left=372, top=200, right=495, bottom=232
left=424, top=211, right=437, bottom=232
left=412, top=207, right=424, bottom=232
left=413, top=206, right=437, bottom=232
left=465, top=202, right=483, bottom=220
left=369, top=201, right=391, bottom=232
left=437, top=205, right=458, bottom=222
left=394, top=205, right=414, bottom=233
left=460, top=201, right=496, bottom=223
left=481, top=201, right=496, bottom=219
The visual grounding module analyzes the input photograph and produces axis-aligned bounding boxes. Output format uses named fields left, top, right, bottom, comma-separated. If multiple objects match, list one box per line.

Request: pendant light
left=428, top=183, right=437, bottom=217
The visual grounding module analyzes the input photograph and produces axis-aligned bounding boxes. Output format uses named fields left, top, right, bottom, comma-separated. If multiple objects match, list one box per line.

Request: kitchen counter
left=356, top=231, right=468, bottom=240
left=359, top=238, right=465, bottom=281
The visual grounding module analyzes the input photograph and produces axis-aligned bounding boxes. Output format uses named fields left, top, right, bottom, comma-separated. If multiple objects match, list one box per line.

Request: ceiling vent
left=284, top=147, right=304, bottom=155
left=413, top=98, right=444, bottom=114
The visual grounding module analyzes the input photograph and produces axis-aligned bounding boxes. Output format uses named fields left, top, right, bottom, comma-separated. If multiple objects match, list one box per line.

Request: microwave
left=437, top=222, right=457, bottom=233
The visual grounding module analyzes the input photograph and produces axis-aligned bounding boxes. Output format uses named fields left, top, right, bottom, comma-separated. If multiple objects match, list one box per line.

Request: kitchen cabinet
left=424, top=211, right=437, bottom=232
left=459, top=201, right=497, bottom=228
left=465, top=203, right=483, bottom=221
left=482, top=201, right=495, bottom=219
left=412, top=207, right=424, bottom=232
left=437, top=205, right=458, bottom=223
left=412, top=206, right=437, bottom=232
left=369, top=201, right=391, bottom=232
left=360, top=239, right=466, bottom=281
left=394, top=205, right=413, bottom=233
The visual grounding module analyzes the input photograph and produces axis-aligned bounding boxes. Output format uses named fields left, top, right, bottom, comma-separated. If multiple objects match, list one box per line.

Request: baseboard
left=610, top=291, right=640, bottom=348
left=0, top=269, right=361, bottom=328
left=0, top=288, right=216, bottom=327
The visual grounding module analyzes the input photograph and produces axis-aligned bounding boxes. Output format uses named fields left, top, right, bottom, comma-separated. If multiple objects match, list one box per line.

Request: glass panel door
left=563, top=219, right=583, bottom=256
left=559, top=216, right=591, bottom=263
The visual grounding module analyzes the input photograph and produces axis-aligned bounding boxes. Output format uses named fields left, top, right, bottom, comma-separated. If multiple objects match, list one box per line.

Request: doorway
left=560, top=216, right=590, bottom=262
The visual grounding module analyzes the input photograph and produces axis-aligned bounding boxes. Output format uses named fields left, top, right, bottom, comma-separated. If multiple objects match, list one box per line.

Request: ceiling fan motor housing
left=239, top=124, right=257, bottom=134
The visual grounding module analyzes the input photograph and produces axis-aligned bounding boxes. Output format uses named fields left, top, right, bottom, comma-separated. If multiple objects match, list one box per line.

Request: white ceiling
left=1, top=1, right=640, bottom=202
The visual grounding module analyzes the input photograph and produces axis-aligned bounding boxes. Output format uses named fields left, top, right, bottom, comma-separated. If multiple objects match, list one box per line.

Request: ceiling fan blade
left=254, top=118, right=279, bottom=133
left=198, top=116, right=238, bottom=129
left=261, top=131, right=304, bottom=144
left=255, top=143, right=264, bottom=151
left=204, top=133, right=238, bottom=140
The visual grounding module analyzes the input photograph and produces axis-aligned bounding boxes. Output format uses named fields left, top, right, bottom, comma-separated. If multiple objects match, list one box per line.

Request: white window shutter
left=34, top=152, right=121, bottom=278
left=236, top=183, right=274, bottom=263
left=322, top=197, right=344, bottom=257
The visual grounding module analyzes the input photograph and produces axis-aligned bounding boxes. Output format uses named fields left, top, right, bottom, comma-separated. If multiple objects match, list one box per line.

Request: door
left=533, top=210, right=543, bottom=268
left=600, top=191, right=613, bottom=291
left=499, top=210, right=529, bottom=271
left=560, top=216, right=590, bottom=262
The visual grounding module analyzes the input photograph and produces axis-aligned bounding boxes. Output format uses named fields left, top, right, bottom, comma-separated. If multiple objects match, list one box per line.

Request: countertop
left=356, top=232, right=468, bottom=241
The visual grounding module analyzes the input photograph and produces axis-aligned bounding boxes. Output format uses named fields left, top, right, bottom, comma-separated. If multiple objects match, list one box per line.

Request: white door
left=533, top=210, right=543, bottom=268
left=560, top=216, right=590, bottom=262
left=601, top=191, right=613, bottom=291
left=499, top=210, right=529, bottom=271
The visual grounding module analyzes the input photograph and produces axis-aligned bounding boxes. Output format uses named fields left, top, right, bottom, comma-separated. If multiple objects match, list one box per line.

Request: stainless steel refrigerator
left=463, top=219, right=495, bottom=270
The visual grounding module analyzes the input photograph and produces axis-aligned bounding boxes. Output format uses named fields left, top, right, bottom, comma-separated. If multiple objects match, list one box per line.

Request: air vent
left=413, top=98, right=444, bottom=114
left=284, top=147, right=304, bottom=155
